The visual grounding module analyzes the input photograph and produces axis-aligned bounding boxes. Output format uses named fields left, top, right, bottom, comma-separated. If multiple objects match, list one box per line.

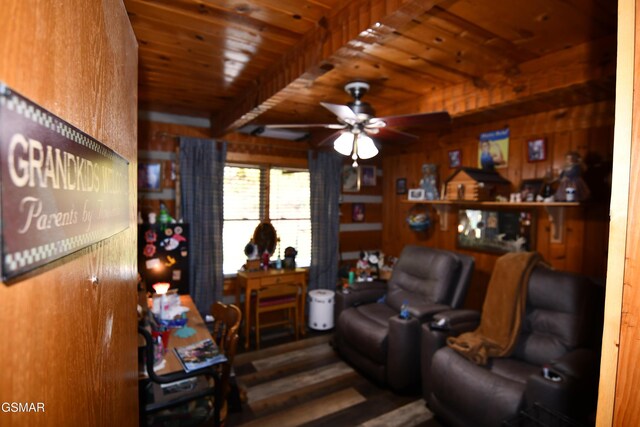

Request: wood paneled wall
left=339, top=160, right=384, bottom=274
left=138, top=120, right=211, bottom=219
left=0, top=1, right=138, bottom=426
left=383, top=101, right=614, bottom=309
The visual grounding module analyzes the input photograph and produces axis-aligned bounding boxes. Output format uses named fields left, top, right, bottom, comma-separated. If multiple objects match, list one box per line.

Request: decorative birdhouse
left=445, top=167, right=511, bottom=201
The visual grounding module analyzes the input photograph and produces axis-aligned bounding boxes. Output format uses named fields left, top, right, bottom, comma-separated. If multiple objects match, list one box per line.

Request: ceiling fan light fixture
left=333, top=132, right=354, bottom=156
left=356, top=134, right=378, bottom=159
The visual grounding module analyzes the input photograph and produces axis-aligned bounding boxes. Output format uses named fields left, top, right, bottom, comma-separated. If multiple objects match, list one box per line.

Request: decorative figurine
left=419, top=163, right=440, bottom=200
left=283, top=246, right=297, bottom=269
left=261, top=250, right=270, bottom=270
left=356, top=252, right=371, bottom=280
left=554, top=151, right=590, bottom=202
left=244, top=241, right=259, bottom=260
left=158, top=203, right=174, bottom=224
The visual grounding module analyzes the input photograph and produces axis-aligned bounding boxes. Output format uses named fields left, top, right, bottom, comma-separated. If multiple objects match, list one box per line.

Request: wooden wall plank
left=378, top=36, right=616, bottom=120
left=210, top=0, right=453, bottom=135
left=0, top=1, right=138, bottom=426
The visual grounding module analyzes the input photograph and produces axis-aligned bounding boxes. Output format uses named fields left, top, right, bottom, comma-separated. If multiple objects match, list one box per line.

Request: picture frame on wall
left=138, top=162, right=162, bottom=191
left=352, top=203, right=365, bottom=222
left=396, top=178, right=407, bottom=195
left=448, top=149, right=462, bottom=168
left=342, top=165, right=360, bottom=192
left=360, top=165, right=376, bottom=187
left=527, top=138, right=547, bottom=162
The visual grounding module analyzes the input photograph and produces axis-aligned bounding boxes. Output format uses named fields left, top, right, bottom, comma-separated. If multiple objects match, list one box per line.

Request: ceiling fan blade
left=320, top=102, right=358, bottom=122
left=264, top=123, right=346, bottom=130
left=368, top=127, right=419, bottom=144
left=375, top=111, right=451, bottom=128
left=312, top=130, right=342, bottom=148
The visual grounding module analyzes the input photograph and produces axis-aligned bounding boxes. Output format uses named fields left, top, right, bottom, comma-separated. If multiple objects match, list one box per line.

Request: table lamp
left=153, top=282, right=171, bottom=319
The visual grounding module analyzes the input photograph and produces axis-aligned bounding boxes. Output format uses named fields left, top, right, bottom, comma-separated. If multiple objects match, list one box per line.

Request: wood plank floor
left=226, top=334, right=444, bottom=427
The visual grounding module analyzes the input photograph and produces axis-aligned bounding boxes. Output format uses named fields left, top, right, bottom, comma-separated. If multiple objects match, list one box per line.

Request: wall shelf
left=401, top=199, right=581, bottom=242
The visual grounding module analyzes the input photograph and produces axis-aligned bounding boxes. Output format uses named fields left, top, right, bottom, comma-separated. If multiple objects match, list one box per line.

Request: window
left=222, top=165, right=311, bottom=275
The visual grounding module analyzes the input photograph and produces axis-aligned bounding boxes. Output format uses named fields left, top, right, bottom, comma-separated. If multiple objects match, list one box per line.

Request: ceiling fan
left=264, top=81, right=451, bottom=166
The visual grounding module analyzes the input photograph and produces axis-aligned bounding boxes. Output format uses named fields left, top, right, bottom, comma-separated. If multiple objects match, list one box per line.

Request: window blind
left=223, top=166, right=262, bottom=274
left=269, top=169, right=311, bottom=267
left=222, top=166, right=311, bottom=275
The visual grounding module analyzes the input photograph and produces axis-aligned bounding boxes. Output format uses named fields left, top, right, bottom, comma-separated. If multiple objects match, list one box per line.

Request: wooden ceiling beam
left=375, top=35, right=617, bottom=119
left=210, top=0, right=451, bottom=136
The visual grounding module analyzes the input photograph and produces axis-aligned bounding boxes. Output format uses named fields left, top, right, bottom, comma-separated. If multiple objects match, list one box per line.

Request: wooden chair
left=254, top=283, right=300, bottom=349
left=209, top=302, right=242, bottom=423
left=139, top=302, right=241, bottom=427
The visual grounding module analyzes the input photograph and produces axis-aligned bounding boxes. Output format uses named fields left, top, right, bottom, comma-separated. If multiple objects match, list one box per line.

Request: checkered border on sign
left=3, top=230, right=106, bottom=272
left=0, top=84, right=126, bottom=162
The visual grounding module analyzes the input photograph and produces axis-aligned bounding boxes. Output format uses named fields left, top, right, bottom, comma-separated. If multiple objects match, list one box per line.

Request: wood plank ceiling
left=125, top=0, right=617, bottom=138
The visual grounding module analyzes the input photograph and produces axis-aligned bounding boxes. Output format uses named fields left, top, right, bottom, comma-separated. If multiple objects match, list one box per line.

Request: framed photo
left=352, top=203, right=365, bottom=222
left=527, top=138, right=547, bottom=162
left=396, top=178, right=407, bottom=195
left=408, top=188, right=425, bottom=201
left=360, top=165, right=376, bottom=187
left=342, top=165, right=360, bottom=192
left=448, top=149, right=462, bottom=168
left=138, top=162, right=162, bottom=191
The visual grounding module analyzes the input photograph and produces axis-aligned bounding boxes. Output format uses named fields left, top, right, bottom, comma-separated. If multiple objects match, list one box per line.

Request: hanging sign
left=0, top=83, right=129, bottom=281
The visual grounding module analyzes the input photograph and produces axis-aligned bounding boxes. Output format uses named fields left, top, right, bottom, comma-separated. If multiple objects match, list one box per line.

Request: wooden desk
left=236, top=268, right=307, bottom=349
left=153, top=295, right=214, bottom=375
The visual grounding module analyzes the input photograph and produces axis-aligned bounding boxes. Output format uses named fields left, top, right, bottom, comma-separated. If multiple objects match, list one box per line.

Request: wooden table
left=151, top=295, right=215, bottom=375
left=139, top=294, right=224, bottom=427
left=236, top=268, right=307, bottom=349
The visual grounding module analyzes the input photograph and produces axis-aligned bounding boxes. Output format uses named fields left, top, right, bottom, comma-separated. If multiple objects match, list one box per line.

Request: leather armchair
left=334, top=245, right=474, bottom=391
left=423, top=266, right=603, bottom=427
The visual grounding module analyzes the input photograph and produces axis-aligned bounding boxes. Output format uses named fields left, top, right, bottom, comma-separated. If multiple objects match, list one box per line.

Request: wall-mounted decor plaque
left=0, top=83, right=129, bottom=281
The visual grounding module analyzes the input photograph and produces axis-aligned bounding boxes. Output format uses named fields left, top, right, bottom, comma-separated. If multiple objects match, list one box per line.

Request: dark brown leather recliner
left=422, top=265, right=603, bottom=427
left=334, top=245, right=474, bottom=391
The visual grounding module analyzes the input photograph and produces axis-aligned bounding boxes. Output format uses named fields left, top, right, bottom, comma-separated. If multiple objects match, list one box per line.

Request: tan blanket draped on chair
left=447, top=252, right=542, bottom=365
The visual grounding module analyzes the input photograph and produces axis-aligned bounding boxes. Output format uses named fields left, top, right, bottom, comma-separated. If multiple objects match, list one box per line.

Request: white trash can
left=308, top=289, right=335, bottom=331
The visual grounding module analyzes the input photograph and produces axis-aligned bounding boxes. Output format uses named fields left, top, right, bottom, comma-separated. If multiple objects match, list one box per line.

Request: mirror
left=253, top=222, right=278, bottom=254
left=457, top=209, right=534, bottom=253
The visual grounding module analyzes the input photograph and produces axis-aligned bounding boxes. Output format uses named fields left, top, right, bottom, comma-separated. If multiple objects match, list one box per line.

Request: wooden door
left=0, top=1, right=138, bottom=426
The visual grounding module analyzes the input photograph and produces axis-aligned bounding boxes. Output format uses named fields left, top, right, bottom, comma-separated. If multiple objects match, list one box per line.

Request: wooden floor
left=226, top=333, right=444, bottom=427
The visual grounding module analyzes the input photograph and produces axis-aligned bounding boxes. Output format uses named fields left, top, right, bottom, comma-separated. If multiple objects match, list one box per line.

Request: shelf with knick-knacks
left=401, top=199, right=581, bottom=244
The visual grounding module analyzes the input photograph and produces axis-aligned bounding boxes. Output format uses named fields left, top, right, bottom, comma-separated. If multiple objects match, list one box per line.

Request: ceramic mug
left=566, top=187, right=576, bottom=202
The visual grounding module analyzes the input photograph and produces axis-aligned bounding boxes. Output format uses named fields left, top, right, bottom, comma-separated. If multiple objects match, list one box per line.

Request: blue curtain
left=179, top=138, right=227, bottom=314
left=308, top=150, right=342, bottom=290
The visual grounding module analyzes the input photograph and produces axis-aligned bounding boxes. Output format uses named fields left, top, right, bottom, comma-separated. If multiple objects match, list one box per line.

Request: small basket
left=406, top=206, right=431, bottom=231
left=379, top=269, right=393, bottom=281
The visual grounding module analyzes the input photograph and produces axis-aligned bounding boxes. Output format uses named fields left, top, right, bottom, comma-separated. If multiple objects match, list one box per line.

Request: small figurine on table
left=554, top=151, right=590, bottom=202
left=356, top=251, right=371, bottom=280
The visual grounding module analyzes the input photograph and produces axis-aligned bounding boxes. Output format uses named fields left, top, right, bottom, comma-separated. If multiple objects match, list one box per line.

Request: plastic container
left=308, top=290, right=335, bottom=330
